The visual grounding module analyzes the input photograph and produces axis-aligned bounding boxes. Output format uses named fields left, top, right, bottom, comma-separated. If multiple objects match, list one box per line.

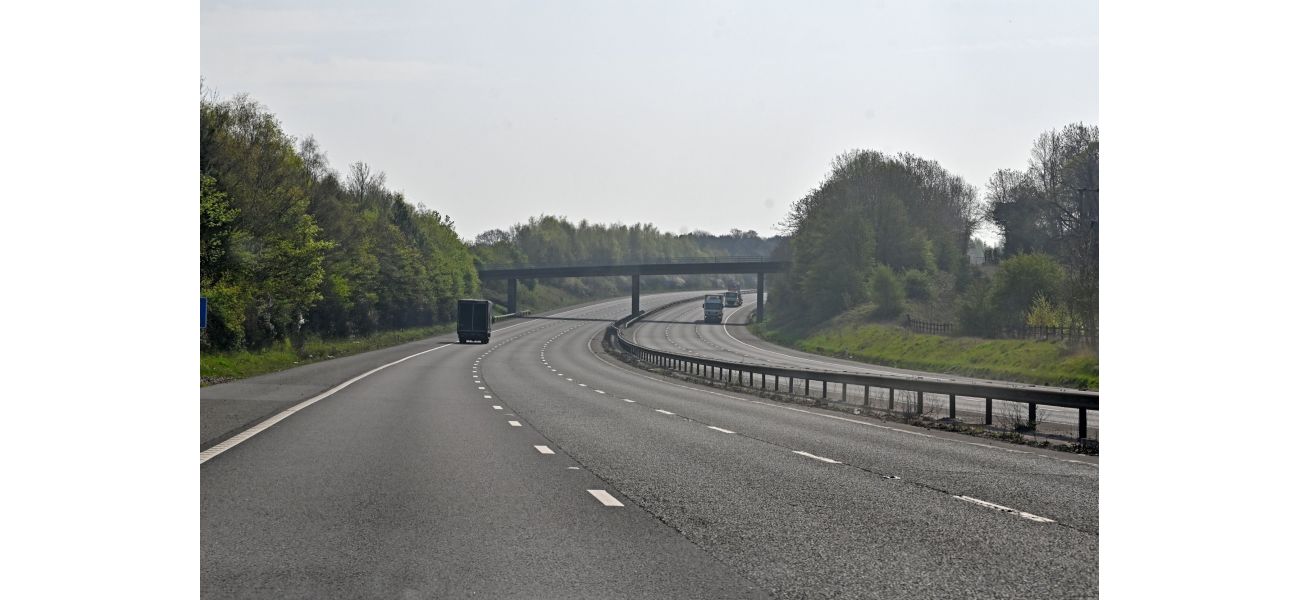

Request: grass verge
left=201, top=323, right=456, bottom=386
left=754, top=318, right=1097, bottom=390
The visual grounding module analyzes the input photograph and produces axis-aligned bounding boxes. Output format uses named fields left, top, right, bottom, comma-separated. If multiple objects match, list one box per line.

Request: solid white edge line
left=792, top=450, right=841, bottom=464
left=587, top=489, right=624, bottom=507
left=953, top=495, right=1056, bottom=523
left=199, top=343, right=451, bottom=464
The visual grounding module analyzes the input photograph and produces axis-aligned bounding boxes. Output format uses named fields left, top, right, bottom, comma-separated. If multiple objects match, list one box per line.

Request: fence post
left=985, top=398, right=993, bottom=425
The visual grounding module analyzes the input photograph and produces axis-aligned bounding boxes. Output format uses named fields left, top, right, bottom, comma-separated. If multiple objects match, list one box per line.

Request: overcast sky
left=201, top=0, right=1097, bottom=242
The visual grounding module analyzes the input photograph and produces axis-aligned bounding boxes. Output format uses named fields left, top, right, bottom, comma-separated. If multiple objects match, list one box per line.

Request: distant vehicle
left=703, top=294, right=724, bottom=324
left=723, top=290, right=742, bottom=307
left=457, top=299, right=492, bottom=343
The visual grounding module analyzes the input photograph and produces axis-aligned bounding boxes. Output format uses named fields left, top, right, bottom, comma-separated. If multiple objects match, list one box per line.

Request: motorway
left=201, top=291, right=1098, bottom=599
left=628, top=293, right=1098, bottom=434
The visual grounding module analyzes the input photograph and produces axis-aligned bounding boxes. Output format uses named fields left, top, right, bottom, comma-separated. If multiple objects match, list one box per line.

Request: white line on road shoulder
left=198, top=343, right=451, bottom=464
left=587, top=490, right=624, bottom=507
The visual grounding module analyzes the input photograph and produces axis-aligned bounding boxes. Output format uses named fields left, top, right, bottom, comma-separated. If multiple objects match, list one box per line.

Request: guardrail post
left=804, top=379, right=810, bottom=396
left=1028, top=403, right=1037, bottom=427
left=888, top=388, right=894, bottom=411
left=842, top=383, right=847, bottom=403
left=822, top=381, right=827, bottom=399
left=761, top=374, right=766, bottom=389
left=1079, top=408, right=1088, bottom=441
left=788, top=377, right=793, bottom=393
left=916, top=392, right=924, bottom=415
left=949, top=394, right=956, bottom=419
left=985, top=398, right=993, bottom=425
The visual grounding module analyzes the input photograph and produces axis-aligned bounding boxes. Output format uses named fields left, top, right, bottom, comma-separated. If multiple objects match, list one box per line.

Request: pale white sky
left=201, top=0, right=1097, bottom=242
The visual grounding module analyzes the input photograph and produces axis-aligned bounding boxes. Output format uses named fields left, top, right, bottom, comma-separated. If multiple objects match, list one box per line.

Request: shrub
left=990, top=253, right=1064, bottom=327
left=902, top=269, right=933, bottom=300
left=869, top=265, right=905, bottom=318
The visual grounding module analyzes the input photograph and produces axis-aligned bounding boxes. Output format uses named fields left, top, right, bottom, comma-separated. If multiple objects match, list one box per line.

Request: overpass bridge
left=477, top=257, right=790, bottom=320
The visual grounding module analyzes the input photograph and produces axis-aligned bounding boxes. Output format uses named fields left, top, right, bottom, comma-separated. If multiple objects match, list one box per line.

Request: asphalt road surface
left=627, top=293, right=1098, bottom=434
left=202, top=291, right=1098, bottom=599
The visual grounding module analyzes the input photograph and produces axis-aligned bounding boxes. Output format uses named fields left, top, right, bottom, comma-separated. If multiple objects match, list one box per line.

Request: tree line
left=767, top=124, right=1099, bottom=342
left=201, top=93, right=477, bottom=352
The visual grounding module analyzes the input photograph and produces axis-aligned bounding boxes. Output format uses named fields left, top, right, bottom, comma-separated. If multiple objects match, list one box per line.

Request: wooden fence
left=904, top=315, right=1097, bottom=346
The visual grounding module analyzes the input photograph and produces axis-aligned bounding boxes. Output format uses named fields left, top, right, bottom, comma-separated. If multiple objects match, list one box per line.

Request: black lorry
left=456, top=299, right=492, bottom=344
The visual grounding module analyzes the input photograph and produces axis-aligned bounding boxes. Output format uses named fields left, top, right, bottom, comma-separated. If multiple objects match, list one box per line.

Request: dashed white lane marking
left=567, top=466, right=581, bottom=470
left=654, top=409, right=675, bottom=415
left=508, top=421, right=522, bottom=427
left=492, top=405, right=502, bottom=410
left=707, top=426, right=736, bottom=434
left=587, top=490, right=624, bottom=507
left=623, top=399, right=637, bottom=403
left=477, top=386, right=486, bottom=390
left=585, top=335, right=1097, bottom=469
left=199, top=343, right=451, bottom=464
left=484, top=395, right=492, bottom=399
left=566, top=378, right=574, bottom=382
left=954, top=495, right=1055, bottom=523
left=793, top=450, right=841, bottom=464
left=595, top=390, right=606, bottom=394
left=535, top=445, right=555, bottom=455
left=578, top=383, right=588, bottom=387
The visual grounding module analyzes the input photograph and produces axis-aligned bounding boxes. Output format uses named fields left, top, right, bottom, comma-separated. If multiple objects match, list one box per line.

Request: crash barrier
left=492, top=310, right=532, bottom=323
left=605, top=296, right=1098, bottom=441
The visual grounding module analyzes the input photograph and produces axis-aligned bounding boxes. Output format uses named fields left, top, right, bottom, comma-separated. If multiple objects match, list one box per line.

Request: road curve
left=627, top=292, right=1099, bottom=432
left=202, top=291, right=1098, bottom=599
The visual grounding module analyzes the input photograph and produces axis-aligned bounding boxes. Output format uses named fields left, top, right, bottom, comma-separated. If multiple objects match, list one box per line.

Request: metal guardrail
left=605, top=296, right=1098, bottom=441
left=492, top=310, right=532, bottom=322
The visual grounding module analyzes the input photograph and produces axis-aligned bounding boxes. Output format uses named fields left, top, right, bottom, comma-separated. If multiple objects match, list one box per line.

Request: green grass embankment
left=201, top=323, right=456, bottom=385
left=754, top=321, right=1097, bottom=390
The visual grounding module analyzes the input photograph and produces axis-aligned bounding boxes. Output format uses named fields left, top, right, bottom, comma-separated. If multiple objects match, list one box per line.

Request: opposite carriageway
left=477, top=256, right=790, bottom=319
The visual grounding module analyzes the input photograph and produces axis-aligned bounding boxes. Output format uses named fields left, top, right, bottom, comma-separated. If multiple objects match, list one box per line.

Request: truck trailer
left=723, top=290, right=742, bottom=307
left=457, top=299, right=492, bottom=344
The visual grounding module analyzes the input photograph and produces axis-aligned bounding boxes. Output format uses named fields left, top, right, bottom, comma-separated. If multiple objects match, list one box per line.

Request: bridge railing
left=605, top=295, right=1098, bottom=442
left=479, top=255, right=776, bottom=270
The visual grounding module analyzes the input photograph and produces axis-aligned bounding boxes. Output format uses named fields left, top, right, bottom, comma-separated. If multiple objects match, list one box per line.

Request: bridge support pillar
left=631, top=274, right=641, bottom=315
left=756, top=272, right=765, bottom=322
left=507, top=278, right=518, bottom=314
